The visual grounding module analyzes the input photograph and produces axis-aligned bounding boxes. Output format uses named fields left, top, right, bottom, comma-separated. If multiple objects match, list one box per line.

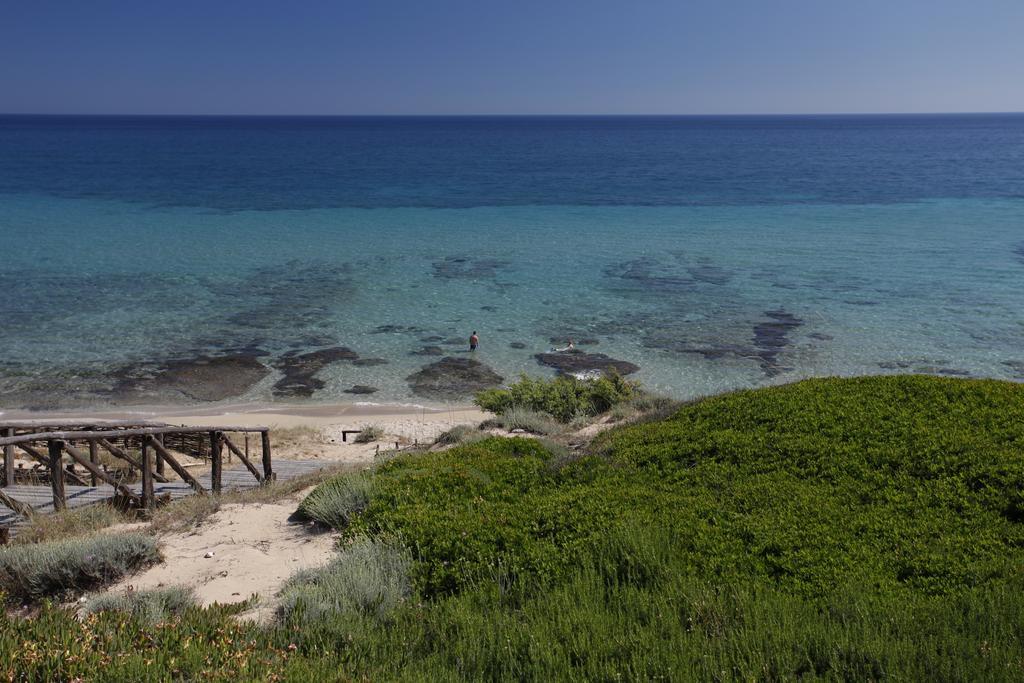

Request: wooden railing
left=0, top=423, right=272, bottom=516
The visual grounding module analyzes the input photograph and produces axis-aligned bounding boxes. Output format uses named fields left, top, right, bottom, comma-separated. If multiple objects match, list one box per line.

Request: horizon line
left=2, top=110, right=1023, bottom=118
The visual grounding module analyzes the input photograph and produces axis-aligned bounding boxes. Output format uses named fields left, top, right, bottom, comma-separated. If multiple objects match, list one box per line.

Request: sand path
left=104, top=490, right=337, bottom=620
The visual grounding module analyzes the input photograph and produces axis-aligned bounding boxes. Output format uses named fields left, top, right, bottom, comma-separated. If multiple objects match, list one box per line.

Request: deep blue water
left=1, top=114, right=1023, bottom=409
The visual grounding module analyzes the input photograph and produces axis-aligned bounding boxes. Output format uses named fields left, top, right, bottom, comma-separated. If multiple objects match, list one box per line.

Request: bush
left=491, top=406, right=561, bottom=435
left=354, top=425, right=384, bottom=443
left=0, top=533, right=159, bottom=602
left=434, top=424, right=485, bottom=446
left=83, top=586, right=196, bottom=624
left=298, top=472, right=375, bottom=529
left=475, top=372, right=638, bottom=422
left=278, top=536, right=411, bottom=622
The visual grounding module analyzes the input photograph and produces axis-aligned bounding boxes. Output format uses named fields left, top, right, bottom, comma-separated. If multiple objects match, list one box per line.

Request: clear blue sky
left=2, top=0, right=1022, bottom=115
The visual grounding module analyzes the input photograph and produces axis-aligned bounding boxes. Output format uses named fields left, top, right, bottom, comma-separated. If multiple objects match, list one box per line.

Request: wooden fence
left=0, top=422, right=272, bottom=515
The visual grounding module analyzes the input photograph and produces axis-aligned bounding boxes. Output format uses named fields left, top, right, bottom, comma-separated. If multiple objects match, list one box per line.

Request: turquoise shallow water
left=1, top=114, right=1023, bottom=409
left=2, top=192, right=1023, bottom=408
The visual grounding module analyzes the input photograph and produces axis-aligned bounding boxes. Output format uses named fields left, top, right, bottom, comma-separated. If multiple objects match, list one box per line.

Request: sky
left=1, top=0, right=1023, bottom=115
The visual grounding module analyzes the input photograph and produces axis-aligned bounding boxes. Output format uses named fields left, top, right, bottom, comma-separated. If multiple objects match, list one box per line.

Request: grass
left=3, top=375, right=1024, bottom=680
left=354, top=425, right=385, bottom=443
left=434, top=424, right=486, bottom=446
left=296, top=471, right=374, bottom=529
left=0, top=533, right=159, bottom=602
left=277, top=536, right=411, bottom=622
left=480, top=406, right=561, bottom=435
left=82, top=586, right=196, bottom=625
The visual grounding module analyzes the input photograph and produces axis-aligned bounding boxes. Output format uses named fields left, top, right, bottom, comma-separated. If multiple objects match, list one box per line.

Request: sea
left=1, top=114, right=1023, bottom=410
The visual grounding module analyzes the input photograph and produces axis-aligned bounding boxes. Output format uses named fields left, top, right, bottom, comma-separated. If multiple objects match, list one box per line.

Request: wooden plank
left=210, top=431, right=222, bottom=494
left=261, top=430, right=273, bottom=481
left=146, top=436, right=206, bottom=494
left=221, top=434, right=262, bottom=482
left=0, top=425, right=270, bottom=446
left=0, top=488, right=34, bottom=519
left=140, top=438, right=154, bottom=510
left=155, top=434, right=166, bottom=477
left=88, top=440, right=99, bottom=487
left=62, top=443, right=139, bottom=503
left=49, top=441, right=66, bottom=512
left=3, top=427, right=13, bottom=487
left=96, top=438, right=169, bottom=483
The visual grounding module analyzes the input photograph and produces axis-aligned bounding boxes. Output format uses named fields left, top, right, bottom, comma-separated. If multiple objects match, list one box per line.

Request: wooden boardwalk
left=0, top=459, right=331, bottom=536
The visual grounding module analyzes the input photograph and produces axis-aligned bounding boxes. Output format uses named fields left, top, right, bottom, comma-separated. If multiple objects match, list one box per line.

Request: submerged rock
left=509, top=342, right=527, bottom=349
left=752, top=310, right=802, bottom=376
left=686, top=263, right=732, bottom=286
left=272, top=347, right=360, bottom=398
left=432, top=256, right=510, bottom=281
left=1002, top=360, right=1024, bottom=378
left=351, top=357, right=388, bottom=367
left=411, top=346, right=445, bottom=357
left=534, top=350, right=639, bottom=377
left=372, top=324, right=421, bottom=334
left=111, top=352, right=271, bottom=402
left=344, top=385, right=379, bottom=395
left=406, top=357, right=504, bottom=399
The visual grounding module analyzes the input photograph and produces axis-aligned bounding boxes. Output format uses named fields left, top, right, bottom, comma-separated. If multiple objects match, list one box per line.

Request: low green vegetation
left=479, top=405, right=561, bottom=435
left=278, top=536, right=411, bottom=622
left=434, top=424, right=485, bottom=446
left=3, top=375, right=1024, bottom=680
left=0, top=533, right=159, bottom=602
left=296, top=471, right=374, bottom=529
left=475, top=372, right=638, bottom=422
left=354, top=424, right=385, bottom=443
left=83, top=586, right=197, bottom=625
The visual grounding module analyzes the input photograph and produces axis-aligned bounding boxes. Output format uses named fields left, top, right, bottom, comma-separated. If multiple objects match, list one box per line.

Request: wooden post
left=140, top=436, right=154, bottom=511
left=49, top=440, right=66, bottom=512
left=210, top=431, right=222, bottom=494
left=3, top=427, right=13, bottom=487
left=261, top=430, right=273, bottom=482
left=155, top=434, right=166, bottom=477
left=88, top=439, right=99, bottom=487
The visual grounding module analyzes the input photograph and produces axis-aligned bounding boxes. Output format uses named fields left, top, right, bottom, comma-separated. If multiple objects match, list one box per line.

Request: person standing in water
left=469, top=331, right=479, bottom=351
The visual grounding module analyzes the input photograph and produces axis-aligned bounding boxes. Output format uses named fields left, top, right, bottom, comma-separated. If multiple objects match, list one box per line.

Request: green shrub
left=354, top=425, right=385, bottom=443
left=475, top=372, right=638, bottom=422
left=278, top=536, right=411, bottom=622
left=0, top=533, right=159, bottom=602
left=434, top=424, right=485, bottom=446
left=2, top=376, right=1024, bottom=680
left=297, top=472, right=375, bottom=529
left=83, top=586, right=196, bottom=624
left=494, top=406, right=561, bottom=435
